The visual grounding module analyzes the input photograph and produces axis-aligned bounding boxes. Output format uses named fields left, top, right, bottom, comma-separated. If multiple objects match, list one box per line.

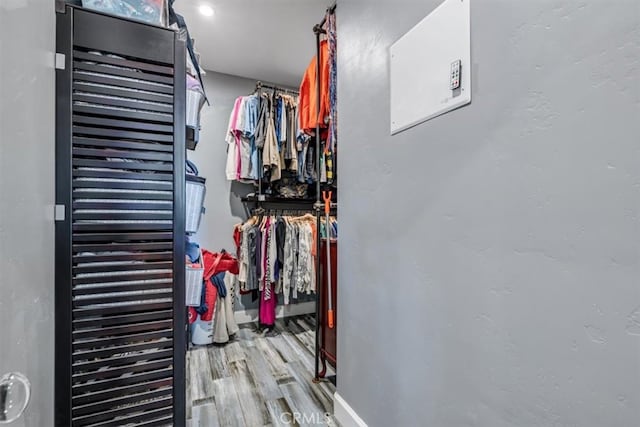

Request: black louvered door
left=55, top=5, right=186, bottom=426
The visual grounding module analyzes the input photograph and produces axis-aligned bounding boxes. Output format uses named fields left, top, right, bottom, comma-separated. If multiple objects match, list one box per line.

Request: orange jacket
left=299, top=40, right=330, bottom=133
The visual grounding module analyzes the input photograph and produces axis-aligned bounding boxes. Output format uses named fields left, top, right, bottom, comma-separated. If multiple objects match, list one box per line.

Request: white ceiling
left=174, top=0, right=333, bottom=87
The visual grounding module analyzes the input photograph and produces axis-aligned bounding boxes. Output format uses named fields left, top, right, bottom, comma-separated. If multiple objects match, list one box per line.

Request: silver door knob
left=0, top=373, right=30, bottom=424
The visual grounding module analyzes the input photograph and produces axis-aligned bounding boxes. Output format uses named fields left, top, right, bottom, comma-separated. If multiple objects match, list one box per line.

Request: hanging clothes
left=298, top=40, right=330, bottom=134
left=255, top=93, right=270, bottom=150
left=244, top=95, right=261, bottom=180
left=226, top=91, right=302, bottom=184
left=235, top=214, right=336, bottom=314
left=324, top=9, right=338, bottom=184
left=297, top=13, right=338, bottom=184
left=260, top=283, right=277, bottom=327
left=212, top=272, right=240, bottom=344
left=225, top=95, right=261, bottom=182
left=225, top=97, right=243, bottom=181
left=262, top=100, right=282, bottom=182
left=284, top=101, right=298, bottom=168
left=327, top=11, right=338, bottom=155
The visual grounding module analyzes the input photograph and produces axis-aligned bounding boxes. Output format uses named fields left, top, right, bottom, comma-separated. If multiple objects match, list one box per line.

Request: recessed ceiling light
left=199, top=4, right=214, bottom=17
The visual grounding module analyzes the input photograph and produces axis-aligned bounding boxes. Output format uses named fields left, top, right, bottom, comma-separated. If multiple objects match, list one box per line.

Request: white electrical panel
left=390, top=0, right=471, bottom=134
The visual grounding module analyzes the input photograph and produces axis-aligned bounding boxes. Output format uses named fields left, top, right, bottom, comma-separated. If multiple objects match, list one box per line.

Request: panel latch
left=55, top=53, right=66, bottom=70
left=55, top=204, right=66, bottom=221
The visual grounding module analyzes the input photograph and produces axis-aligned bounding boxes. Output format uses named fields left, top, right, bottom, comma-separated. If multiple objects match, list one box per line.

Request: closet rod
left=255, top=81, right=299, bottom=95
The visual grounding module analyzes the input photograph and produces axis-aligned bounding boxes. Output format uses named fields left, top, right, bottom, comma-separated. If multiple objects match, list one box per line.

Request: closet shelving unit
left=241, top=196, right=316, bottom=216
left=312, top=3, right=337, bottom=385
left=240, top=3, right=337, bottom=384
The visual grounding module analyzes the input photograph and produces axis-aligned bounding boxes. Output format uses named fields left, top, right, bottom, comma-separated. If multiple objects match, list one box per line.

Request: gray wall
left=187, top=70, right=256, bottom=311
left=187, top=71, right=255, bottom=254
left=189, top=71, right=315, bottom=313
left=0, top=0, right=55, bottom=425
left=337, top=1, right=640, bottom=426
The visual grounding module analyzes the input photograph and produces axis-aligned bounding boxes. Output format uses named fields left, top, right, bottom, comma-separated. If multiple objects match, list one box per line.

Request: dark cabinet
left=55, top=5, right=186, bottom=426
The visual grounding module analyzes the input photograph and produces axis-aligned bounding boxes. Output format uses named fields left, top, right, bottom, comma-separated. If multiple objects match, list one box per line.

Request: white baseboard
left=334, top=393, right=368, bottom=427
left=234, top=301, right=316, bottom=325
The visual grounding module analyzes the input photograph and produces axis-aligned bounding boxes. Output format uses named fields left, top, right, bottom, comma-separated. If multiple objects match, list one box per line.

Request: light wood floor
left=186, top=315, right=337, bottom=426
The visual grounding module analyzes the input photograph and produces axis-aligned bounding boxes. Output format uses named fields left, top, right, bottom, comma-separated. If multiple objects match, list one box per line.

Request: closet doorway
left=174, top=1, right=339, bottom=425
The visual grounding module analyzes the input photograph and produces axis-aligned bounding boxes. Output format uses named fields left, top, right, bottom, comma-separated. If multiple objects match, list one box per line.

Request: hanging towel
left=213, top=273, right=240, bottom=343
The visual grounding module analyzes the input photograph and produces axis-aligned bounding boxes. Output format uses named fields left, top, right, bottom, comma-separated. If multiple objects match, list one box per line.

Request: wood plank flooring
left=186, top=315, right=337, bottom=427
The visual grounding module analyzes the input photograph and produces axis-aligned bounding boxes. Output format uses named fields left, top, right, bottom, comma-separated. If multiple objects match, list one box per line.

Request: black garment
left=276, top=217, right=286, bottom=268
left=255, top=94, right=271, bottom=149
left=255, top=224, right=262, bottom=283
left=246, top=226, right=258, bottom=291
left=305, top=145, right=317, bottom=181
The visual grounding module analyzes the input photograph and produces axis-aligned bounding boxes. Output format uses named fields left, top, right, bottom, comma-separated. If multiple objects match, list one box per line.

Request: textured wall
left=0, top=0, right=55, bottom=425
left=187, top=71, right=256, bottom=311
left=337, top=0, right=640, bottom=426
left=187, top=71, right=255, bottom=256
